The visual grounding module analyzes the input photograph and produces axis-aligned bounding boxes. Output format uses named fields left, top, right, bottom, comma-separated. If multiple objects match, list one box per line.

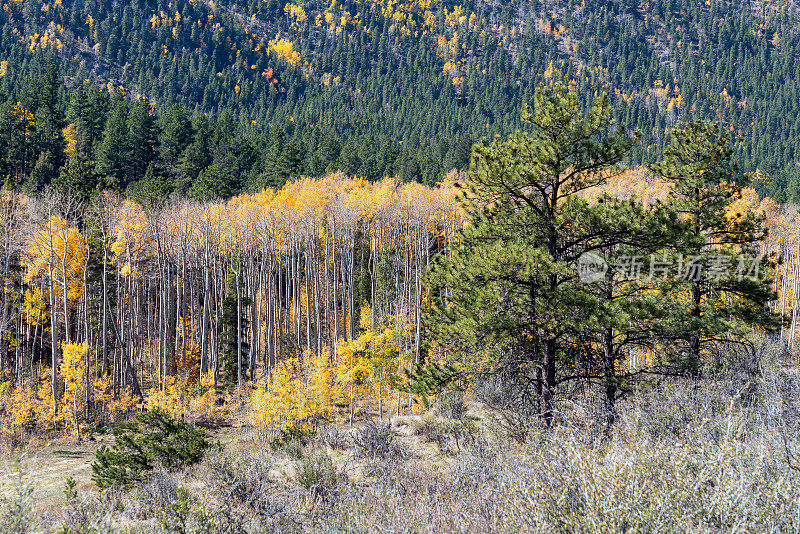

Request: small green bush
left=270, top=425, right=314, bottom=459
left=298, top=453, right=339, bottom=499
left=92, top=409, right=211, bottom=489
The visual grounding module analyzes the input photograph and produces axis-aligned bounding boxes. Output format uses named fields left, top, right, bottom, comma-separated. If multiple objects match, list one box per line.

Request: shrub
left=350, top=421, right=408, bottom=463
left=203, top=452, right=294, bottom=523
left=91, top=409, right=212, bottom=489
left=298, top=453, right=339, bottom=499
left=435, top=391, right=467, bottom=420
left=55, top=488, right=116, bottom=534
left=473, top=371, right=538, bottom=443
left=315, top=425, right=350, bottom=450
left=0, top=467, right=35, bottom=534
left=417, top=416, right=484, bottom=454
left=129, top=470, right=179, bottom=520
left=270, top=425, right=314, bottom=450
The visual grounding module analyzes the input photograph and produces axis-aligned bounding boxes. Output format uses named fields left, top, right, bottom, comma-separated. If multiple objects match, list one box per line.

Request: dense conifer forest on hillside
left=2, top=0, right=800, bottom=198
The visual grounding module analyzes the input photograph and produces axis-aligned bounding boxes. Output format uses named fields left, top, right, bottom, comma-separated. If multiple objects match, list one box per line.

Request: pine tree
left=126, top=99, right=158, bottom=185
left=219, top=268, right=252, bottom=389
left=422, top=83, right=638, bottom=425
left=650, top=121, right=779, bottom=374
left=53, top=153, right=109, bottom=201
left=95, top=94, right=129, bottom=185
left=92, top=409, right=210, bottom=488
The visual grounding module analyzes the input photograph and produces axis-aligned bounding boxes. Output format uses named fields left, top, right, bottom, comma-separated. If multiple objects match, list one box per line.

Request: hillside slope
left=1, top=0, right=800, bottom=197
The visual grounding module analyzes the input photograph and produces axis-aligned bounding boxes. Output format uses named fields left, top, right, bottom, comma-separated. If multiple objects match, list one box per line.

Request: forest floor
left=0, top=426, right=249, bottom=507
left=3, top=376, right=800, bottom=532
left=0, top=438, right=107, bottom=504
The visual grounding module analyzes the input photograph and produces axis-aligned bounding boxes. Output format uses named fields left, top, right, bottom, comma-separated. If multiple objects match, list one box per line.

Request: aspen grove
left=1, top=165, right=799, bottom=443
left=0, top=173, right=465, bottom=442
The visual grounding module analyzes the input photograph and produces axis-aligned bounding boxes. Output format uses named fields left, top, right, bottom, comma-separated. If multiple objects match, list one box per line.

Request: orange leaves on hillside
left=268, top=37, right=301, bottom=67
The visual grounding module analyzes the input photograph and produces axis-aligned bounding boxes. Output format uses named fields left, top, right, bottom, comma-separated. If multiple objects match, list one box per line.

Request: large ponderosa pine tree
left=650, top=121, right=779, bottom=375
left=423, top=83, right=639, bottom=425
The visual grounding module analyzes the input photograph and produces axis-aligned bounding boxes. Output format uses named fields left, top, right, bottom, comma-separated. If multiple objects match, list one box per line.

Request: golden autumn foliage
left=60, top=341, right=88, bottom=438
left=92, top=375, right=137, bottom=424
left=143, top=372, right=226, bottom=426
left=111, top=199, right=150, bottom=277
left=8, top=168, right=785, bottom=442
left=62, top=123, right=77, bottom=158
left=0, top=379, right=38, bottom=443
left=25, top=215, right=86, bottom=303
left=0, top=173, right=463, bottom=442
left=268, top=37, right=301, bottom=67
left=22, top=288, right=47, bottom=326
left=337, top=303, right=411, bottom=421
left=250, top=350, right=338, bottom=431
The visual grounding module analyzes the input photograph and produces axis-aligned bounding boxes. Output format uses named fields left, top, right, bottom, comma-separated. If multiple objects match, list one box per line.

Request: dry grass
left=0, top=439, right=107, bottom=503
left=4, top=365, right=800, bottom=532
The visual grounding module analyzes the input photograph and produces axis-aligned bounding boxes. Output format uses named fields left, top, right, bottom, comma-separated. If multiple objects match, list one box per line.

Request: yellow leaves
left=61, top=342, right=87, bottom=389
left=0, top=60, right=7, bottom=77
left=544, top=60, right=555, bottom=80
left=337, top=304, right=408, bottom=407
left=60, top=342, right=88, bottom=433
left=62, top=123, right=77, bottom=158
left=93, top=375, right=136, bottom=423
left=22, top=288, right=47, bottom=326
left=111, top=199, right=150, bottom=277
left=582, top=168, right=672, bottom=206
left=720, top=88, right=733, bottom=109
left=268, top=37, right=301, bottom=68
left=27, top=22, right=63, bottom=52
left=305, top=350, right=339, bottom=421
left=725, top=186, right=760, bottom=223
left=3, top=381, right=38, bottom=435
left=284, top=2, right=308, bottom=23
left=250, top=350, right=338, bottom=431
left=143, top=373, right=227, bottom=425
left=25, top=216, right=87, bottom=304
left=177, top=316, right=201, bottom=383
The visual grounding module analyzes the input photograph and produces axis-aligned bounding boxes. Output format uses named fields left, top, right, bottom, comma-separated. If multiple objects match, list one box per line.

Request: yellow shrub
left=250, top=350, right=338, bottom=431
left=61, top=342, right=88, bottom=437
left=144, top=372, right=226, bottom=425
left=93, top=375, right=137, bottom=424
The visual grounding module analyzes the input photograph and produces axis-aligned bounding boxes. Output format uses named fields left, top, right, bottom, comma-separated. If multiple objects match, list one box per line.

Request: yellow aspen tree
left=1, top=381, right=37, bottom=444
left=25, top=213, right=86, bottom=415
left=250, top=359, right=304, bottom=431
left=337, top=303, right=408, bottom=422
left=60, top=342, right=88, bottom=442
